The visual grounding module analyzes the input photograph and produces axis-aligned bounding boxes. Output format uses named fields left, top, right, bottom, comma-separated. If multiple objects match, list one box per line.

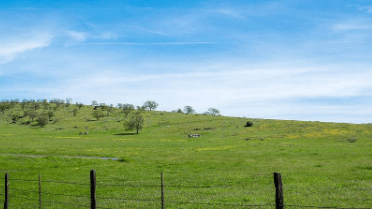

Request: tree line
left=0, top=98, right=220, bottom=134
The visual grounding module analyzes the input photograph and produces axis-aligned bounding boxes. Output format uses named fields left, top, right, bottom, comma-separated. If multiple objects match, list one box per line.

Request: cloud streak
left=83, top=42, right=217, bottom=45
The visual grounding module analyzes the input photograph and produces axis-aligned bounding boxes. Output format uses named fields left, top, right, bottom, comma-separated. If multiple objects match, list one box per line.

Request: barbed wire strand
left=10, top=178, right=38, bottom=182
left=42, top=191, right=89, bottom=199
left=9, top=195, right=36, bottom=201
left=285, top=204, right=371, bottom=209
left=43, top=199, right=90, bottom=208
left=12, top=188, right=39, bottom=193
left=96, top=206, right=117, bottom=209
left=96, top=196, right=156, bottom=202
left=167, top=200, right=275, bottom=207
left=12, top=188, right=89, bottom=199
left=99, top=183, right=158, bottom=188
left=42, top=180, right=90, bottom=185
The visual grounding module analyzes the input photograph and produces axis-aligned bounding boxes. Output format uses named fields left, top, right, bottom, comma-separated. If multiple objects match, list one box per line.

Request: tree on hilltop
left=207, top=108, right=220, bottom=116
left=183, top=106, right=195, bottom=114
left=122, top=104, right=135, bottom=117
left=143, top=100, right=158, bottom=111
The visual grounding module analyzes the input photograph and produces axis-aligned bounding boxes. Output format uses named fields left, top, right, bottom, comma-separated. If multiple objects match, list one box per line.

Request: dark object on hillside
left=79, top=132, right=89, bottom=135
left=188, top=134, right=201, bottom=138
left=244, top=121, right=254, bottom=127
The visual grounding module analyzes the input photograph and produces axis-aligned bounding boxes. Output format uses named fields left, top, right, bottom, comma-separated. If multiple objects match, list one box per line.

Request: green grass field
left=0, top=103, right=371, bottom=208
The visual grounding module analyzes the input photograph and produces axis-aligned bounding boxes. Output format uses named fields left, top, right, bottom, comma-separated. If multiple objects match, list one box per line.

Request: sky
left=0, top=0, right=372, bottom=124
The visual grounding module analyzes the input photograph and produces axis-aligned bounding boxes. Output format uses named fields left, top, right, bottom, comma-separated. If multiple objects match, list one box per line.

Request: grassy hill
left=0, top=102, right=371, bottom=208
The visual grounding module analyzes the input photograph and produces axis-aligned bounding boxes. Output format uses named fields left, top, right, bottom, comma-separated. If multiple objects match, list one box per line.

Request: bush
left=47, top=110, right=54, bottom=121
left=244, top=121, right=253, bottom=127
left=73, top=107, right=79, bottom=116
left=37, top=114, right=49, bottom=127
left=11, top=113, right=20, bottom=123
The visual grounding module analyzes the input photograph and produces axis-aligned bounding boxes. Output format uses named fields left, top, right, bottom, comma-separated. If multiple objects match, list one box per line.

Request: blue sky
left=1, top=0, right=372, bottom=123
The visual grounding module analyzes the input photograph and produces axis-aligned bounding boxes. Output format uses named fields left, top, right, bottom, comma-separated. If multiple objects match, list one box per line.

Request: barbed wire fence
left=2, top=171, right=371, bottom=209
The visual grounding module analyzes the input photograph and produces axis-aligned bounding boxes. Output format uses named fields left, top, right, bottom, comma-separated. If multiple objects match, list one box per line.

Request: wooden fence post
left=161, top=172, right=164, bottom=209
left=90, top=170, right=96, bottom=209
left=4, top=173, right=8, bottom=209
left=274, top=172, right=284, bottom=209
left=39, top=174, right=42, bottom=209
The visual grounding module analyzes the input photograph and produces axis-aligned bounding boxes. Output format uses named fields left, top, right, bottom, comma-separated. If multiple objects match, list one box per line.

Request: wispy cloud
left=215, top=9, right=245, bottom=19
left=0, top=34, right=52, bottom=64
left=332, top=23, right=372, bottom=31
left=357, top=5, right=372, bottom=13
left=66, top=30, right=88, bottom=41
left=83, top=42, right=217, bottom=45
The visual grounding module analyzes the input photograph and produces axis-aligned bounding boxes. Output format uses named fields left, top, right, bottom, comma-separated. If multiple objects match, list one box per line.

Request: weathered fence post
left=161, top=172, right=164, bottom=209
left=274, top=172, right=284, bottom=209
left=39, top=174, right=42, bottom=209
left=4, top=173, right=8, bottom=209
left=90, top=170, right=96, bottom=209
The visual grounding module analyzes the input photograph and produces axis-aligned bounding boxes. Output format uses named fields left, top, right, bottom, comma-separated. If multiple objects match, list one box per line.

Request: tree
left=92, top=110, right=105, bottom=120
left=92, top=100, right=98, bottom=107
left=30, top=100, right=40, bottom=110
left=122, top=104, right=135, bottom=117
left=124, top=111, right=144, bottom=134
left=183, top=106, right=195, bottom=114
left=143, top=100, right=159, bottom=111
left=20, top=99, right=28, bottom=109
left=0, top=103, right=6, bottom=114
left=36, top=113, right=48, bottom=127
left=11, top=113, right=20, bottom=123
left=76, top=102, right=84, bottom=110
left=207, top=108, right=220, bottom=116
left=106, top=104, right=114, bottom=117
left=66, top=98, right=73, bottom=104
left=47, top=110, right=54, bottom=121
left=73, top=107, right=79, bottom=116
left=27, top=110, right=38, bottom=121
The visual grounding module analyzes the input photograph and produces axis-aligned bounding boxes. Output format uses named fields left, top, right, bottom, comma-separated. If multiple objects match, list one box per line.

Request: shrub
left=244, top=121, right=253, bottom=127
left=92, top=110, right=105, bottom=120
left=11, top=113, right=20, bottom=123
left=47, top=110, right=54, bottom=121
left=347, top=138, right=357, bottom=143
left=37, top=114, right=49, bottom=127
left=73, top=107, right=79, bottom=116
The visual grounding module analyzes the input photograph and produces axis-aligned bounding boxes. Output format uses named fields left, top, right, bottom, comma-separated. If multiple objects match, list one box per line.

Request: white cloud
left=93, top=32, right=118, bottom=39
left=215, top=9, right=245, bottom=19
left=0, top=34, right=52, bottom=64
left=66, top=30, right=88, bottom=41
left=332, top=23, right=372, bottom=31
left=357, top=5, right=372, bottom=13
left=83, top=42, right=216, bottom=46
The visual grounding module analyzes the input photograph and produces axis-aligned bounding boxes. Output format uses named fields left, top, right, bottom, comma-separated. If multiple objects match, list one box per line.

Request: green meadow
left=0, top=103, right=371, bottom=208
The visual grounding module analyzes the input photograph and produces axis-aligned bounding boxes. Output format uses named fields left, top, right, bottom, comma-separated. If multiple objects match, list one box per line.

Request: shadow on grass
left=114, top=133, right=137, bottom=135
left=85, top=119, right=97, bottom=122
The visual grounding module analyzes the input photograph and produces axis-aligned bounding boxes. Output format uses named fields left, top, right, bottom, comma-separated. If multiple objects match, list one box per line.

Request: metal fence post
left=161, top=172, right=164, bottom=209
left=274, top=172, right=284, bottom=209
left=39, top=174, right=42, bottom=209
left=4, top=173, right=8, bottom=209
left=90, top=170, right=96, bottom=209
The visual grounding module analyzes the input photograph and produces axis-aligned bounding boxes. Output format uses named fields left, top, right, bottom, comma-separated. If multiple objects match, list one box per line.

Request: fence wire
left=285, top=205, right=371, bottom=209
left=4, top=175, right=372, bottom=209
